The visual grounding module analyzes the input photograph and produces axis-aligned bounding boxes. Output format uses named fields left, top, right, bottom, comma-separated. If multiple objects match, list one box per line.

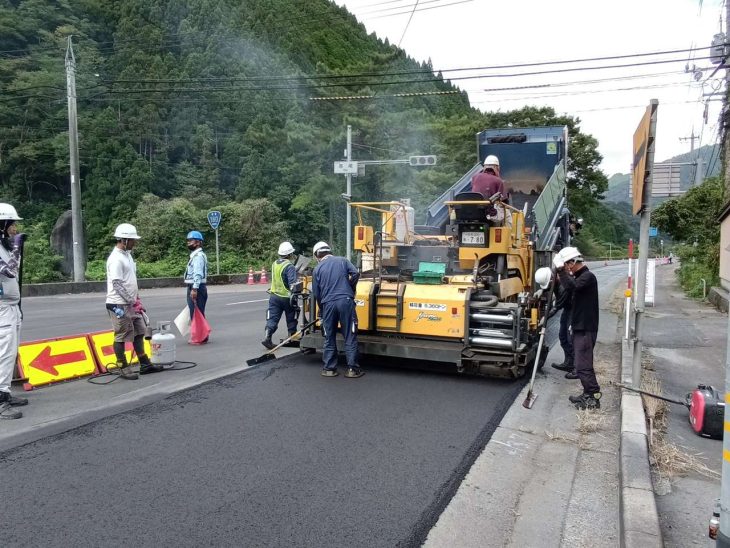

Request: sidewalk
left=424, top=266, right=625, bottom=547
left=641, top=264, right=725, bottom=547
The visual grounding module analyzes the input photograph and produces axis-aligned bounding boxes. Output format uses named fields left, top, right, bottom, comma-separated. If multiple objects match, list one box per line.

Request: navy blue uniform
left=312, top=255, right=360, bottom=371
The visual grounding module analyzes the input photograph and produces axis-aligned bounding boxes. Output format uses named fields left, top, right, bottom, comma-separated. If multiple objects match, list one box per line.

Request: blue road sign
left=207, top=210, right=222, bottom=230
left=649, top=227, right=658, bottom=237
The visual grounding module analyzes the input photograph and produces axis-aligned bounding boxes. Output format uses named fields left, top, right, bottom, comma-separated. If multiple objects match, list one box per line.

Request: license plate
left=461, top=232, right=485, bottom=245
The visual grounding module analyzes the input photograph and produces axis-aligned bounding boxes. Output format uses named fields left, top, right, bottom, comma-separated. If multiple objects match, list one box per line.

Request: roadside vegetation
left=652, top=177, right=723, bottom=298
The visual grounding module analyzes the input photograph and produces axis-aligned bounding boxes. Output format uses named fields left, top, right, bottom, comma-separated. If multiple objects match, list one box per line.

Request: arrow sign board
left=17, top=336, right=98, bottom=388
left=88, top=331, right=152, bottom=373
left=207, top=210, right=222, bottom=230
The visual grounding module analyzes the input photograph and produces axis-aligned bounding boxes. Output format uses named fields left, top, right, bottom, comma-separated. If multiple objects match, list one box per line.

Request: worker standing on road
left=550, top=253, right=575, bottom=378
left=0, top=203, right=28, bottom=419
left=106, top=224, right=163, bottom=380
left=470, top=155, right=506, bottom=199
left=311, top=241, right=362, bottom=378
left=184, top=230, right=208, bottom=320
left=553, top=247, right=601, bottom=409
left=261, top=241, right=300, bottom=350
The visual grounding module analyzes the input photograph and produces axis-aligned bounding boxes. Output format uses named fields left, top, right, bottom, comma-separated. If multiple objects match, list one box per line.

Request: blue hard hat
left=186, top=230, right=204, bottom=241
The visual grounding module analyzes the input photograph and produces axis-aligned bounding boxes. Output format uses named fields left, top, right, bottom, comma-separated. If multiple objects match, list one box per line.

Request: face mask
left=187, top=244, right=197, bottom=251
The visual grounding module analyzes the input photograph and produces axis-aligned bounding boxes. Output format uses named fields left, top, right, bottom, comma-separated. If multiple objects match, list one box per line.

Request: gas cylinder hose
left=87, top=349, right=198, bottom=385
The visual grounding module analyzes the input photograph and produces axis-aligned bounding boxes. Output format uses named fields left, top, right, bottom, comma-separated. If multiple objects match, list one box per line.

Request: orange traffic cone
left=247, top=267, right=255, bottom=285
left=259, top=266, right=268, bottom=284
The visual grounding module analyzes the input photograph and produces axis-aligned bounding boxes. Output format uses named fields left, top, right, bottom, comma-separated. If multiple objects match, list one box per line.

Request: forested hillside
left=1, top=0, right=614, bottom=280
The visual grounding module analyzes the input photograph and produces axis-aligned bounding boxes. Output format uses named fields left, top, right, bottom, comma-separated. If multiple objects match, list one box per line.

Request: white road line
left=226, top=298, right=269, bottom=306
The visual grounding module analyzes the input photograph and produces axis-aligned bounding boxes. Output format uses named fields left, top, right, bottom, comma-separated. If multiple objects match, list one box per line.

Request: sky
left=333, top=0, right=725, bottom=176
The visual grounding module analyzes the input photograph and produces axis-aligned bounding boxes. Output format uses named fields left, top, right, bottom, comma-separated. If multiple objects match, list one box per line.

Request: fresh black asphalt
left=1, top=352, right=524, bottom=548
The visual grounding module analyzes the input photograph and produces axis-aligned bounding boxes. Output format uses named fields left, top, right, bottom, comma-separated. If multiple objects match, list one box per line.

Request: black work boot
left=0, top=391, right=22, bottom=419
left=281, top=332, right=300, bottom=348
left=116, top=360, right=139, bottom=380
left=261, top=329, right=275, bottom=350
left=565, top=370, right=579, bottom=380
left=344, top=366, right=364, bottom=379
left=8, top=394, right=28, bottom=406
left=551, top=359, right=573, bottom=372
left=139, top=357, right=164, bottom=375
left=569, top=392, right=601, bottom=409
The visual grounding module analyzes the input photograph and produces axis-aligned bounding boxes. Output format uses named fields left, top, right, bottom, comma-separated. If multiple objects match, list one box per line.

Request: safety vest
left=270, top=259, right=292, bottom=298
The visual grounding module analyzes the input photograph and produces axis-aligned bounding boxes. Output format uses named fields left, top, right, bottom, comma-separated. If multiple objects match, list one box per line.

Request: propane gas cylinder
left=151, top=322, right=176, bottom=366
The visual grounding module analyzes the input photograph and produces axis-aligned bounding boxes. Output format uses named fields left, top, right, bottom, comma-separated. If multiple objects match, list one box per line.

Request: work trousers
left=573, top=330, right=599, bottom=394
left=558, top=308, right=574, bottom=364
left=187, top=283, right=208, bottom=319
left=266, top=294, right=298, bottom=336
left=321, top=297, right=358, bottom=371
left=0, top=304, right=21, bottom=393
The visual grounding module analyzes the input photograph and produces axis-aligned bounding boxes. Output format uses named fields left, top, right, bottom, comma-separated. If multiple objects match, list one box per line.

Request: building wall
left=721, top=216, right=730, bottom=291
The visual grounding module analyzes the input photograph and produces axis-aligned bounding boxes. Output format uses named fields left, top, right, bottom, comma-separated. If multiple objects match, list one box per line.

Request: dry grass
left=640, top=360, right=719, bottom=480
left=576, top=409, right=608, bottom=434
left=649, top=436, right=720, bottom=480
left=608, top=286, right=626, bottom=315
left=545, top=429, right=579, bottom=445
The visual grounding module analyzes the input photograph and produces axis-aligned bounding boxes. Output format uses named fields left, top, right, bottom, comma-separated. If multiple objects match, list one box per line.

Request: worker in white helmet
left=262, top=241, right=301, bottom=349
left=470, top=154, right=506, bottom=200
left=311, top=241, right=363, bottom=378
left=105, top=223, right=162, bottom=379
left=0, top=203, right=28, bottom=419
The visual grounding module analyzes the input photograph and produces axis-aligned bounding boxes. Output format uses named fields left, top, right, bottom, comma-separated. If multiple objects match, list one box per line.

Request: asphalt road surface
left=1, top=264, right=625, bottom=547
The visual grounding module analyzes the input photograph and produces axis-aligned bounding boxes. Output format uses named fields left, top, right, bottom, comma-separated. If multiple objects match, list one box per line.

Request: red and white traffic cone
left=259, top=266, right=268, bottom=284
left=247, top=267, right=255, bottom=285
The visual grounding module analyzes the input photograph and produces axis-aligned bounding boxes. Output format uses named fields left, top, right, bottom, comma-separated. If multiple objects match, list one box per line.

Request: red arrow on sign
left=30, top=346, right=87, bottom=376
left=101, top=342, right=133, bottom=356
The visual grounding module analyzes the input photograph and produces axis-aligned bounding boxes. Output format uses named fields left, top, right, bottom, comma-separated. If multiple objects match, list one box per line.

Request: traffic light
left=408, top=155, right=437, bottom=167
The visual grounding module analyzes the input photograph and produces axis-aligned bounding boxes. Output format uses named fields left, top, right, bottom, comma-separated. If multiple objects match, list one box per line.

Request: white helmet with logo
left=0, top=203, right=22, bottom=221
left=313, top=241, right=331, bottom=256
left=483, top=154, right=500, bottom=167
left=278, top=241, right=295, bottom=256
left=114, top=223, right=141, bottom=240
left=534, top=267, right=552, bottom=289
left=559, top=246, right=583, bottom=263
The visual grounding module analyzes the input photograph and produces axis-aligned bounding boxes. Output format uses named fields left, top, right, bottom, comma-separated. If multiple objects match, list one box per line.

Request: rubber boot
left=261, top=329, right=275, bottom=350
left=0, top=391, right=22, bottom=419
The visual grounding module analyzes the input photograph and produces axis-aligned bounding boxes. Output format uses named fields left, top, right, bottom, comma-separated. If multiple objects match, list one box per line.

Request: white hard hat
left=0, top=203, right=22, bottom=221
left=483, top=154, right=500, bottom=167
left=313, top=241, right=331, bottom=256
left=534, top=267, right=552, bottom=290
left=114, top=223, right=141, bottom=240
left=559, top=246, right=583, bottom=263
left=278, top=241, right=295, bottom=256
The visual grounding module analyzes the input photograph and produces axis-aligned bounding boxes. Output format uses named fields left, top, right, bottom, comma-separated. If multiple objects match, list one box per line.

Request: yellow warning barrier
left=17, top=335, right=98, bottom=390
left=87, top=331, right=152, bottom=373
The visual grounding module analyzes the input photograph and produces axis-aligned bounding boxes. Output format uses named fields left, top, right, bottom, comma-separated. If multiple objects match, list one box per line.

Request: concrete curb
left=709, top=286, right=729, bottom=313
left=619, top=338, right=663, bottom=547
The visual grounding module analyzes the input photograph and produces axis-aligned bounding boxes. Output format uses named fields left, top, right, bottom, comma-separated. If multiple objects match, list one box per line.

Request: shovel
left=523, top=272, right=557, bottom=409
left=246, top=319, right=317, bottom=366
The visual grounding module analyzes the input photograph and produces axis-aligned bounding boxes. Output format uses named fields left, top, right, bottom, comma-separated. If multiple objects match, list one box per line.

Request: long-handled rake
left=246, top=319, right=317, bottom=366
left=523, top=272, right=557, bottom=409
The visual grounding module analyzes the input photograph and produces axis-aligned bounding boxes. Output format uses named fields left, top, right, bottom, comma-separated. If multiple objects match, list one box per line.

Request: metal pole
left=65, top=37, right=86, bottom=282
left=717, top=5, right=730, bottom=544
left=632, top=99, right=658, bottom=388
left=215, top=227, right=220, bottom=275
left=346, top=125, right=352, bottom=262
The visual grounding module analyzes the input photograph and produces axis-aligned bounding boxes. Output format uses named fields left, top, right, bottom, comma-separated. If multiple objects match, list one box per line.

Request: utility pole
left=718, top=2, right=730, bottom=545
left=346, top=125, right=352, bottom=262
left=65, top=36, right=86, bottom=281
left=679, top=128, right=700, bottom=185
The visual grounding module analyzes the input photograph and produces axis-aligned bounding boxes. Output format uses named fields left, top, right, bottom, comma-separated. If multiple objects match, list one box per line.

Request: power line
left=398, top=0, right=419, bottom=46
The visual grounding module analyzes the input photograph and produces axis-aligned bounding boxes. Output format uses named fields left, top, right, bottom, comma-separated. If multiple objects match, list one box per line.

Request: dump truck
left=299, top=126, right=571, bottom=378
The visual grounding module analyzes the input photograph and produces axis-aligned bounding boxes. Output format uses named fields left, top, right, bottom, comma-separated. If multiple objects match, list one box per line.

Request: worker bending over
left=311, top=241, right=363, bottom=378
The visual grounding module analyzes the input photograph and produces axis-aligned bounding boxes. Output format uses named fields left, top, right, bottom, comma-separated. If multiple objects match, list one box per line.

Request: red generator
left=688, top=385, right=725, bottom=439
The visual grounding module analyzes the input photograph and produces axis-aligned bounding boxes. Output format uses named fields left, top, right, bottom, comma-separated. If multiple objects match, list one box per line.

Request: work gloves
left=133, top=297, right=146, bottom=314
left=12, top=233, right=26, bottom=249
